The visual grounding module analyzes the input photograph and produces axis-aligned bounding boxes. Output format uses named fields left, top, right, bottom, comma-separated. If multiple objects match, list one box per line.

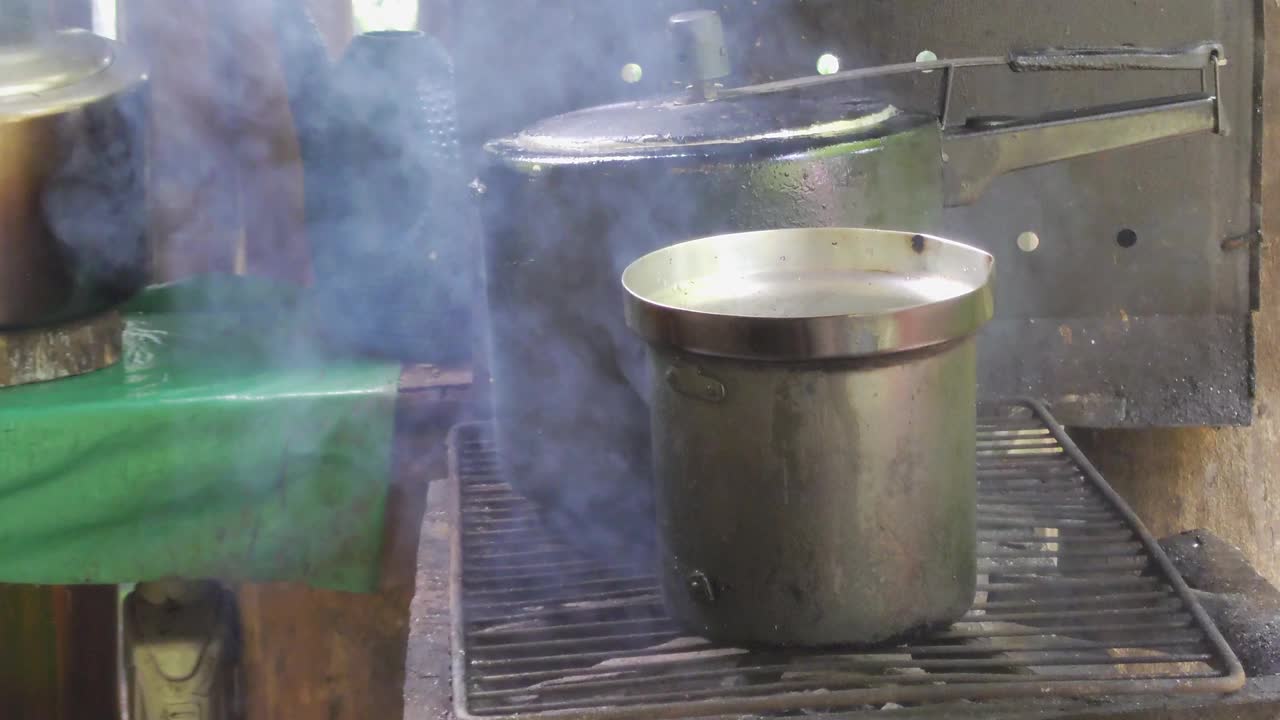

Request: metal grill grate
left=448, top=401, right=1245, bottom=719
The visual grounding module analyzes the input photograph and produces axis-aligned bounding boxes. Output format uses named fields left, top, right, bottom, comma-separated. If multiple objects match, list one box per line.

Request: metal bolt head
left=687, top=570, right=718, bottom=605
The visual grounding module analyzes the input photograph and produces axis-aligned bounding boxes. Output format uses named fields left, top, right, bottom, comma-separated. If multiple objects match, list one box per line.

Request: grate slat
left=448, top=400, right=1244, bottom=719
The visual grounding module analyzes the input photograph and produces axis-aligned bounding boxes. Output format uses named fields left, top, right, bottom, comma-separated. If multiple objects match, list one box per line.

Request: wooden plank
left=0, top=311, right=122, bottom=388
left=0, top=584, right=118, bottom=720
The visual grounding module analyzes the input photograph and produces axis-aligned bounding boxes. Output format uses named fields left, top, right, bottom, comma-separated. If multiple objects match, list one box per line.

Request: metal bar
left=448, top=425, right=476, bottom=720
left=463, top=568, right=643, bottom=587
left=902, top=637, right=1205, bottom=655
left=962, top=605, right=1186, bottom=623
left=471, top=639, right=1210, bottom=687
left=977, top=559, right=1149, bottom=572
left=466, top=597, right=664, bottom=626
left=466, top=560, right=634, bottom=577
left=979, top=488, right=1106, bottom=499
left=466, top=587, right=657, bottom=612
left=467, top=630, right=685, bottom=654
left=470, top=673, right=1231, bottom=719
left=463, top=576, right=656, bottom=600
left=934, top=619, right=1193, bottom=639
left=979, top=547, right=1143, bottom=558
left=977, top=517, right=1129, bottom=530
left=467, top=635, right=1209, bottom=677
left=976, top=532, right=1135, bottom=543
left=469, top=654, right=1214, bottom=700
left=943, top=95, right=1219, bottom=205
left=470, top=617, right=674, bottom=640
left=975, top=591, right=1175, bottom=609
left=468, top=644, right=730, bottom=671
left=1022, top=399, right=1247, bottom=690
left=719, top=54, right=1006, bottom=100
left=977, top=506, right=1117, bottom=518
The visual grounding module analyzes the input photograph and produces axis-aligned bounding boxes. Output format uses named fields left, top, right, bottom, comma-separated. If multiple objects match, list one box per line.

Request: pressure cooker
left=478, top=10, right=1227, bottom=564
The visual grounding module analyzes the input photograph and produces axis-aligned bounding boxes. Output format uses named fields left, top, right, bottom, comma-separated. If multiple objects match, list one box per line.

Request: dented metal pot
left=623, top=227, right=995, bottom=646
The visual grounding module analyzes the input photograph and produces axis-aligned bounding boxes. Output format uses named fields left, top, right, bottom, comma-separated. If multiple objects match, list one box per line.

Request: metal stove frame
left=447, top=400, right=1245, bottom=719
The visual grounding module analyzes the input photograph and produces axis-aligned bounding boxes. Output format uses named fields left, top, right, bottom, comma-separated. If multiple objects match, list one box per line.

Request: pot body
left=0, top=31, right=149, bottom=330
left=481, top=116, right=943, bottom=564
left=649, top=340, right=977, bottom=646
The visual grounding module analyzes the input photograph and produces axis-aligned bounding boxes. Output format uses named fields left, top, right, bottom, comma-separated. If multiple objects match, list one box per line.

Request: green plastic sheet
left=0, top=276, right=402, bottom=592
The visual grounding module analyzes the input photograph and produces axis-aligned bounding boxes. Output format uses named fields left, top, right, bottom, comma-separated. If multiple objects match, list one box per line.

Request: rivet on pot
left=687, top=570, right=717, bottom=605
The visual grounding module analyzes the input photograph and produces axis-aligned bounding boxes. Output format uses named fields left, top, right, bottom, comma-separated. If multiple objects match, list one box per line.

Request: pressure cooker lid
left=0, top=29, right=147, bottom=121
left=488, top=93, right=913, bottom=162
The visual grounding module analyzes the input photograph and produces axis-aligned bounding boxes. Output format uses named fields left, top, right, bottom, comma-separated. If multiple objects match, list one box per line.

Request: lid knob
left=668, top=10, right=730, bottom=101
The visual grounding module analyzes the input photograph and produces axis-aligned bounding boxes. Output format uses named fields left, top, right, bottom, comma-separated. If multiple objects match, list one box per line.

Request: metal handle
left=722, top=42, right=1225, bottom=102
left=1008, top=42, right=1224, bottom=72
left=940, top=43, right=1227, bottom=206
left=942, top=95, right=1219, bottom=206
left=681, top=4, right=1228, bottom=207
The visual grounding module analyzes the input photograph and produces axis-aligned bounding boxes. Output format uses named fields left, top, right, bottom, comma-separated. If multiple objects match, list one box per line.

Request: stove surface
left=443, top=401, right=1244, bottom=719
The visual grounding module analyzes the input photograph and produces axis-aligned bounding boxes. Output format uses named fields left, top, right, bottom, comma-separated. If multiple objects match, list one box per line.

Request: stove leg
left=123, top=580, right=242, bottom=720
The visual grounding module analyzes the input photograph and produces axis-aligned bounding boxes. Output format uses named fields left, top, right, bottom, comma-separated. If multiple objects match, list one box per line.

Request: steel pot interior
left=622, top=227, right=995, bottom=362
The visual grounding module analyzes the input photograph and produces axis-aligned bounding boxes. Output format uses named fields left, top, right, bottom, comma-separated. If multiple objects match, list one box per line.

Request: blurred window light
left=353, top=0, right=420, bottom=33
left=620, top=62, right=643, bottom=83
left=93, top=0, right=117, bottom=39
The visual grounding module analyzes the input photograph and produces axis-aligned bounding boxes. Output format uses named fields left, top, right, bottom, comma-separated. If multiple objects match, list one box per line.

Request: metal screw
left=687, top=570, right=717, bottom=605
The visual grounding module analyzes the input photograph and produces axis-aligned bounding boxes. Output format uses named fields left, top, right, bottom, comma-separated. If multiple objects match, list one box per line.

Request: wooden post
left=0, top=584, right=118, bottom=720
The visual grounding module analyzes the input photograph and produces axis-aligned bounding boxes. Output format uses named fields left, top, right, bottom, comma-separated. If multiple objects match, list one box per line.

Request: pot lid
left=0, top=29, right=147, bottom=121
left=488, top=93, right=916, bottom=163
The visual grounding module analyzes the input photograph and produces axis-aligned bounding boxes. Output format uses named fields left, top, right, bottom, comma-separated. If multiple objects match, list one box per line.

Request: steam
left=454, top=3, right=909, bottom=568
left=7, top=0, right=935, bottom=580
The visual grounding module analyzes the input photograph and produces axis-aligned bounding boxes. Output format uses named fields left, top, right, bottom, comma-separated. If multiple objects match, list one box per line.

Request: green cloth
left=0, top=276, right=402, bottom=592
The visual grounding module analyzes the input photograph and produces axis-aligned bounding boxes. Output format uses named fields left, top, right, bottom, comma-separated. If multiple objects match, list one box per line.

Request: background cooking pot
left=479, top=11, right=1226, bottom=565
left=0, top=27, right=149, bottom=330
left=622, top=227, right=995, bottom=647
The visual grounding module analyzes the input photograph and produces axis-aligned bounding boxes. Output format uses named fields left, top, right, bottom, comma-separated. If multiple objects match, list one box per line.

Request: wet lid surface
left=0, top=29, right=147, bottom=121
left=488, top=93, right=912, bottom=162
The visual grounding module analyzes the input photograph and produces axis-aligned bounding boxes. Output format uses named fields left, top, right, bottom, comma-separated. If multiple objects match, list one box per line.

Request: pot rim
left=0, top=29, right=147, bottom=122
left=622, top=227, right=995, bottom=362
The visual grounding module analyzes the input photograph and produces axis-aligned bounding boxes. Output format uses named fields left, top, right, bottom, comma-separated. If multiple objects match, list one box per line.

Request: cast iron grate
left=448, top=401, right=1244, bottom=719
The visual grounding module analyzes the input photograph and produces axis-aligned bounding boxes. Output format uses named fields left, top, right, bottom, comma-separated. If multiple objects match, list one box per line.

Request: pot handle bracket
left=665, top=364, right=727, bottom=404
left=720, top=37, right=1227, bottom=207
left=939, top=42, right=1228, bottom=205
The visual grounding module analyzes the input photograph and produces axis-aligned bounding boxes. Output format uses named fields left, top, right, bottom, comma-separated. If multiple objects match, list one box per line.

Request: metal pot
left=622, top=227, right=995, bottom=647
left=479, top=10, right=1226, bottom=565
left=0, top=28, right=149, bottom=329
